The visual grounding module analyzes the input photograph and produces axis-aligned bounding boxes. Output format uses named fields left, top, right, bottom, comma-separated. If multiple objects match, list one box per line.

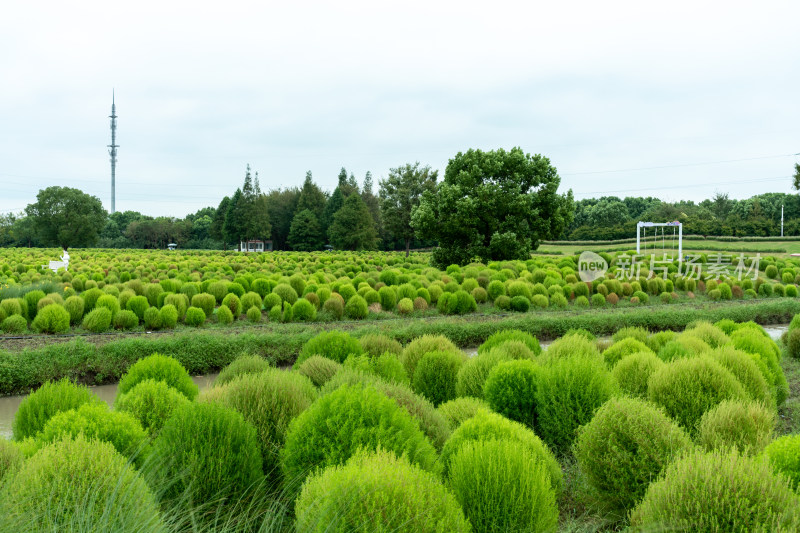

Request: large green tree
left=287, top=209, right=325, bottom=251
left=296, top=171, right=327, bottom=220
left=793, top=163, right=800, bottom=191
left=328, top=194, right=378, bottom=250
left=411, top=147, right=573, bottom=267
left=24, top=186, right=107, bottom=250
left=379, top=162, right=438, bottom=256
left=265, top=188, right=300, bottom=250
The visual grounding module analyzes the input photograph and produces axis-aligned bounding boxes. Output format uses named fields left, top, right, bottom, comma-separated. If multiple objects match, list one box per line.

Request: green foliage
left=35, top=403, right=148, bottom=466
left=544, top=331, right=599, bottom=360
left=510, top=295, right=531, bottom=312
left=12, top=378, right=102, bottom=440
left=273, top=283, right=298, bottom=305
left=281, top=384, right=439, bottom=493
left=190, top=292, right=215, bottom=318
left=448, top=439, right=558, bottom=533
left=535, top=353, right=617, bottom=451
left=708, top=345, right=774, bottom=407
left=378, top=285, right=397, bottom=310
left=412, top=350, right=465, bottom=406
left=612, top=326, right=649, bottom=343
left=117, top=353, right=199, bottom=400
left=63, top=295, right=84, bottom=324
left=150, top=402, right=264, bottom=508
left=0, top=435, right=162, bottom=533
left=142, top=306, right=161, bottom=330
left=292, top=298, right=317, bottom=321
left=575, top=396, right=693, bottom=512
left=0, top=438, right=22, bottom=484
left=295, top=448, right=470, bottom=533
left=158, top=304, right=178, bottom=328
left=1, top=314, right=27, bottom=334
left=483, top=359, right=539, bottom=427
left=344, top=294, right=368, bottom=319
left=216, top=303, right=233, bottom=324
left=359, top=333, right=402, bottom=357
left=246, top=305, right=261, bottom=323
left=296, top=355, right=342, bottom=387
left=763, top=434, right=800, bottom=490
left=648, top=356, right=749, bottom=433
left=345, top=353, right=409, bottom=385
left=221, top=292, right=240, bottom=318
left=696, top=399, right=775, bottom=454
left=81, top=306, right=112, bottom=332
left=455, top=349, right=510, bottom=399
left=437, top=396, right=490, bottom=429
left=379, top=162, right=439, bottom=256
left=440, top=410, right=563, bottom=495
left=215, top=354, right=271, bottom=386
left=630, top=448, right=800, bottom=532
left=296, top=330, right=363, bottom=366
left=30, top=303, right=70, bottom=334
left=288, top=208, right=325, bottom=251
left=125, top=294, right=149, bottom=320
left=201, top=368, right=317, bottom=480
left=115, top=379, right=190, bottom=436
left=112, top=309, right=139, bottom=330
left=401, top=334, right=458, bottom=379
left=602, top=337, right=652, bottom=367
left=611, top=351, right=664, bottom=398
left=95, top=293, right=120, bottom=319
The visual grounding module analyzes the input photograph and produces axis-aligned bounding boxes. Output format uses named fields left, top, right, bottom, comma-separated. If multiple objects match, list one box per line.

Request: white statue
left=42, top=248, right=70, bottom=274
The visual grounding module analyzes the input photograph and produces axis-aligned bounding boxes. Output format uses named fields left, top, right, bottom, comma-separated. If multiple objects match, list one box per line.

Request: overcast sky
left=2, top=1, right=799, bottom=218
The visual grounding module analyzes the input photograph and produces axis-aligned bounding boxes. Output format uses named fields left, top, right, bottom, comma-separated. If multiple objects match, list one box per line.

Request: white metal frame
left=636, top=221, right=682, bottom=262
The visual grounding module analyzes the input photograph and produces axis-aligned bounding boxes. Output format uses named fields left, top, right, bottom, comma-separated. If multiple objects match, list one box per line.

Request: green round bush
left=240, top=291, right=263, bottom=313
left=344, top=294, right=368, bottom=319
left=0, top=435, right=163, bottom=533
left=509, top=295, right=531, bottom=312
left=206, top=281, right=227, bottom=303
left=112, top=309, right=139, bottom=330
left=13, top=378, right=102, bottom=440
left=378, top=286, right=397, bottom=310
left=201, top=368, right=317, bottom=480
left=494, top=294, right=512, bottom=310
left=281, top=384, right=439, bottom=493
left=707, top=345, right=773, bottom=407
left=575, top=396, right=692, bottom=512
left=295, top=448, right=471, bottom=533
left=126, top=295, right=149, bottom=319
left=292, top=298, right=317, bottom=321
left=401, top=334, right=458, bottom=379
left=483, top=359, right=539, bottom=427
left=322, top=295, right=344, bottom=319
left=150, top=402, right=263, bottom=508
left=683, top=321, right=731, bottom=348
left=273, top=283, right=298, bottom=305
left=535, top=353, right=617, bottom=451
left=763, top=434, right=800, bottom=490
left=23, top=289, right=45, bottom=319
left=487, top=279, right=506, bottom=300
left=397, top=297, right=414, bottom=314
left=81, top=306, right=112, bottom=332
left=359, top=333, right=402, bottom=357
left=143, top=306, right=161, bottom=330
left=216, top=303, right=233, bottom=324
left=611, top=351, right=664, bottom=398
left=440, top=410, right=562, bottom=495
left=115, top=379, right=191, bottom=436
left=221, top=292, right=241, bottom=317
left=786, top=328, right=800, bottom=359
left=246, top=305, right=261, bottom=323
left=455, top=349, right=510, bottom=398
left=117, top=353, right=199, bottom=400
left=215, top=354, right=271, bottom=386
left=81, top=287, right=104, bottom=311
left=0, top=314, right=27, bottom=334
left=159, top=304, right=178, bottom=328
left=30, top=303, right=70, bottom=334
left=630, top=448, right=800, bottom=532
left=648, top=356, right=749, bottom=433
left=602, top=337, right=652, bottom=367
left=263, top=292, right=282, bottom=310
left=345, top=353, right=409, bottom=386
left=35, top=403, right=149, bottom=466
left=696, top=399, right=775, bottom=454
left=337, top=283, right=357, bottom=302
left=190, top=292, right=215, bottom=318
left=63, top=295, right=85, bottom=324
left=448, top=438, right=558, bottom=533
left=95, top=293, right=120, bottom=319
left=412, top=350, right=466, bottom=406
left=296, top=355, right=342, bottom=387
left=0, top=438, right=22, bottom=484
left=437, top=396, right=490, bottom=429
left=544, top=332, right=600, bottom=360
left=478, top=329, right=541, bottom=355
left=296, top=330, right=363, bottom=366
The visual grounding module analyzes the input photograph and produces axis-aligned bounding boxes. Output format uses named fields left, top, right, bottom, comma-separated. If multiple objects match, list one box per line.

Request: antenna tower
left=108, top=90, right=119, bottom=214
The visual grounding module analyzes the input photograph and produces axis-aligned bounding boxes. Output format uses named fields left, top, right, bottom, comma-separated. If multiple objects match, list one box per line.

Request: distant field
left=538, top=238, right=800, bottom=256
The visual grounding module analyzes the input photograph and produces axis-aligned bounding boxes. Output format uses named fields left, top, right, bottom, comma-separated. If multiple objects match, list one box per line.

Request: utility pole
left=108, top=90, right=119, bottom=214
left=781, top=204, right=784, bottom=237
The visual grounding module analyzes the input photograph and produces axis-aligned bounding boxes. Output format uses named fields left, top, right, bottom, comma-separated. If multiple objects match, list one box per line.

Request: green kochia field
left=1, top=319, right=799, bottom=532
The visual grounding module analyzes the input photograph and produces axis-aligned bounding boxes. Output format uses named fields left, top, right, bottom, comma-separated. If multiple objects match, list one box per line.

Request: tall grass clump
left=763, top=434, right=800, bottom=490
left=0, top=439, right=22, bottom=483
left=295, top=449, right=471, bottom=533
left=31, top=303, right=70, bottom=334
left=648, top=356, right=749, bottom=433
left=483, top=359, right=539, bottom=427
left=630, top=448, right=800, bottom=532
left=602, top=337, right=652, bottom=367
left=117, top=353, right=199, bottom=400
left=281, top=384, right=439, bottom=494
left=707, top=345, right=774, bottom=407
left=400, top=334, right=459, bottom=380
left=448, top=439, right=558, bottom=533
left=295, top=330, right=362, bottom=366
left=295, top=355, right=342, bottom=387
left=412, top=350, right=466, bottom=406
left=12, top=378, right=102, bottom=441
left=200, top=368, right=318, bottom=481
left=574, top=396, right=692, bottom=513
left=0, top=435, right=164, bottom=533
left=696, top=399, right=775, bottom=454
left=214, top=354, right=271, bottom=387
left=115, top=379, right=191, bottom=436
left=611, top=351, right=664, bottom=398
left=455, top=349, right=511, bottom=399
left=477, top=329, right=542, bottom=355
left=437, top=396, right=490, bottom=430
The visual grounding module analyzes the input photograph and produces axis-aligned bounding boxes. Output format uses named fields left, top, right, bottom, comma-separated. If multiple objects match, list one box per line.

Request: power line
left=562, top=153, right=795, bottom=176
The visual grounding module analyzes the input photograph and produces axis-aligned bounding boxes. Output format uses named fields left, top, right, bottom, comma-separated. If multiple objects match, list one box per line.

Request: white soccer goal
left=636, top=221, right=682, bottom=262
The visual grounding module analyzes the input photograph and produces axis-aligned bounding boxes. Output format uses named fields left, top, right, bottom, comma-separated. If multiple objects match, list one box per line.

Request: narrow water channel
left=0, top=325, right=789, bottom=440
